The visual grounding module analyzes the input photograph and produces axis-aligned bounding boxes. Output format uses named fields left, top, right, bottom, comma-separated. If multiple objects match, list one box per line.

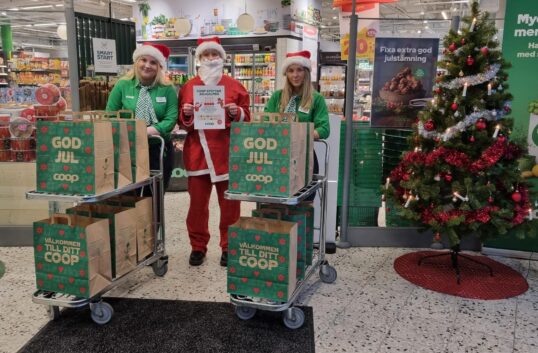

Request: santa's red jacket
left=178, top=75, right=250, bottom=182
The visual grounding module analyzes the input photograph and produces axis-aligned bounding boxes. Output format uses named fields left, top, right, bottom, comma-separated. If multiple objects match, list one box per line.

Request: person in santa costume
left=178, top=36, right=250, bottom=266
left=264, top=50, right=330, bottom=188
left=106, top=42, right=178, bottom=191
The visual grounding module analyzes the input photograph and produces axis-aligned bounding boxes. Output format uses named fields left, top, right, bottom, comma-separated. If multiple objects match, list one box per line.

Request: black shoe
left=189, top=251, right=205, bottom=266
left=220, top=251, right=228, bottom=267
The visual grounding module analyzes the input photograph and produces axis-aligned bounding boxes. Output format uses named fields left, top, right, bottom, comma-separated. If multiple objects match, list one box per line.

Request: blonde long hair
left=279, top=68, right=313, bottom=113
left=121, top=60, right=172, bottom=86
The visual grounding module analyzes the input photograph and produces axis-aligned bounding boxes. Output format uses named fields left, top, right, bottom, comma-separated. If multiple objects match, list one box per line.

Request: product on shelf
left=35, top=83, right=61, bottom=105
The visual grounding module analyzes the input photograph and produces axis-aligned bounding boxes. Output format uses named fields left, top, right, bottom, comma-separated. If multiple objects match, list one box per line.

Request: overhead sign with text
left=502, top=0, right=538, bottom=145
left=92, top=38, right=117, bottom=73
left=371, top=37, right=438, bottom=128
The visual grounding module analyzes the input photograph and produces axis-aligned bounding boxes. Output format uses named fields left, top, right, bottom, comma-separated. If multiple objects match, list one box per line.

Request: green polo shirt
left=105, top=78, right=178, bottom=141
left=264, top=89, right=330, bottom=139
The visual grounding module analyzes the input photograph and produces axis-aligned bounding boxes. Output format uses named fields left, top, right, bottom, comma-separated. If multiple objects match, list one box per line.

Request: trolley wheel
left=152, top=261, right=168, bottom=277
left=282, top=307, right=305, bottom=329
left=90, top=301, right=114, bottom=325
left=235, top=306, right=256, bottom=321
left=319, top=263, right=337, bottom=284
left=47, top=305, right=60, bottom=321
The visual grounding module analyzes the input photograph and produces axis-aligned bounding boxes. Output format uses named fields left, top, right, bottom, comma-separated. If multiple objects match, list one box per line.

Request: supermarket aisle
left=0, top=191, right=537, bottom=353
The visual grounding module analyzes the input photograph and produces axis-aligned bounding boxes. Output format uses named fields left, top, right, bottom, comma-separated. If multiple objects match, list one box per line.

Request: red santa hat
left=281, top=50, right=312, bottom=75
left=132, top=43, right=171, bottom=69
left=195, top=36, right=226, bottom=61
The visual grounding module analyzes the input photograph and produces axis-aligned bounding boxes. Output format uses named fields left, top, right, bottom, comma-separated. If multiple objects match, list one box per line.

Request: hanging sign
left=339, top=4, right=379, bottom=61
left=92, top=38, right=117, bottom=73
left=371, top=37, right=439, bottom=128
left=502, top=0, right=538, bottom=144
left=193, top=85, right=225, bottom=130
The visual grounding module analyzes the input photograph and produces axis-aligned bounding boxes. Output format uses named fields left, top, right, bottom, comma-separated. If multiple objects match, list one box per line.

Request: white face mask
left=199, top=57, right=224, bottom=86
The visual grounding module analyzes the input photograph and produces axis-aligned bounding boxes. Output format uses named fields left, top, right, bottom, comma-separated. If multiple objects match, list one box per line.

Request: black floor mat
left=18, top=297, right=315, bottom=353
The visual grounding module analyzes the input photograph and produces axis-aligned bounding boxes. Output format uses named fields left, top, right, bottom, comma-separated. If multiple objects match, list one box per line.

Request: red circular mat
left=394, top=251, right=528, bottom=300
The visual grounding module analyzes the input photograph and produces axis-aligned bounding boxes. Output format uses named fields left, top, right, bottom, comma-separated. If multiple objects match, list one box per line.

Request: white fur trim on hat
left=133, top=45, right=167, bottom=69
left=195, top=41, right=226, bottom=61
left=281, top=55, right=311, bottom=75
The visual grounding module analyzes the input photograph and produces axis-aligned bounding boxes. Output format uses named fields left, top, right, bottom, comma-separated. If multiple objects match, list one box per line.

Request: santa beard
left=199, top=58, right=224, bottom=86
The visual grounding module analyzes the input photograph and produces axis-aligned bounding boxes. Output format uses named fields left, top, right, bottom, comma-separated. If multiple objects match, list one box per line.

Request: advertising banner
left=370, top=37, right=438, bottom=128
left=502, top=0, right=538, bottom=150
left=193, top=85, right=225, bottom=130
left=339, top=4, right=379, bottom=61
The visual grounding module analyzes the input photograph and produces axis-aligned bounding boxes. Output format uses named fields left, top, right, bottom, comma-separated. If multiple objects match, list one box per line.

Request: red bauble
left=498, top=135, right=506, bottom=142
left=488, top=196, right=494, bottom=203
left=451, top=102, right=458, bottom=111
left=435, top=87, right=441, bottom=94
left=449, top=43, right=457, bottom=52
left=469, top=135, right=475, bottom=142
left=444, top=174, right=453, bottom=182
left=504, top=105, right=512, bottom=113
left=512, top=191, right=522, bottom=203
left=475, top=119, right=487, bottom=130
left=466, top=55, right=475, bottom=66
left=424, top=120, right=435, bottom=131
left=461, top=38, right=466, bottom=45
left=402, top=173, right=410, bottom=181
left=481, top=47, right=489, bottom=55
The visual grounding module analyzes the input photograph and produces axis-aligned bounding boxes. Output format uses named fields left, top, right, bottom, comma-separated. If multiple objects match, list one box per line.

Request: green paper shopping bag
left=252, top=208, right=307, bottom=280
left=100, top=195, right=154, bottom=262
left=36, top=113, right=114, bottom=195
left=228, top=113, right=313, bottom=197
left=95, top=111, right=133, bottom=188
left=227, top=216, right=297, bottom=302
left=33, top=213, right=112, bottom=298
left=66, top=204, right=137, bottom=278
left=117, top=110, right=150, bottom=182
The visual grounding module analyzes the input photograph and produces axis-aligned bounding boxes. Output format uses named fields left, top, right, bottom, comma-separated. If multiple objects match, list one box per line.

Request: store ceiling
left=0, top=1, right=502, bottom=49
left=0, top=0, right=134, bottom=50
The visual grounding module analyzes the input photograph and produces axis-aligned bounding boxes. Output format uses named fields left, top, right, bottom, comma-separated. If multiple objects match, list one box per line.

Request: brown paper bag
left=66, top=204, right=138, bottom=278
left=101, top=195, right=154, bottom=262
left=118, top=110, right=150, bottom=182
left=33, top=213, right=112, bottom=298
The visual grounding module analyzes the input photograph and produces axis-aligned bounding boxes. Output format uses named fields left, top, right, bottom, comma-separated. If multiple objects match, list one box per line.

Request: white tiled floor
left=1, top=191, right=537, bottom=353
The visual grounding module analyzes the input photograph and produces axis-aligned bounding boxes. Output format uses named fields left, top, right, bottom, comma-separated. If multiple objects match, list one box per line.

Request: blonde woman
left=264, top=50, right=330, bottom=175
left=106, top=43, right=178, bottom=190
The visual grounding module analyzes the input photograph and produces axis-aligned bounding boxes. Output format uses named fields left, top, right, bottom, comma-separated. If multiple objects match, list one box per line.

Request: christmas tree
left=385, top=0, right=537, bottom=248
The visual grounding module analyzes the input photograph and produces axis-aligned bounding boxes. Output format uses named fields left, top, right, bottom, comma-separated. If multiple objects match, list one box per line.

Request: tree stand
left=418, top=245, right=494, bottom=284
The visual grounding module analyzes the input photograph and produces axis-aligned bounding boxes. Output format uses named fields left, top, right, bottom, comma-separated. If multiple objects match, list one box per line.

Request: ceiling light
left=33, top=23, right=57, bottom=27
left=8, top=8, right=19, bottom=11
left=21, top=5, right=53, bottom=10
left=417, top=30, right=422, bottom=34
left=423, top=20, right=428, bottom=24
left=20, top=43, right=53, bottom=49
left=420, top=11, right=425, bottom=16
left=1, top=12, right=6, bottom=16
left=441, top=11, right=448, bottom=20
left=56, top=4, right=64, bottom=7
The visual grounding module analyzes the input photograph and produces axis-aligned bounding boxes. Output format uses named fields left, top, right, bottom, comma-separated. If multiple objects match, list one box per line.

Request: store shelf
left=234, top=63, right=275, bottom=66
left=235, top=76, right=275, bottom=80
left=0, top=65, right=7, bottom=68
left=0, top=73, right=8, bottom=76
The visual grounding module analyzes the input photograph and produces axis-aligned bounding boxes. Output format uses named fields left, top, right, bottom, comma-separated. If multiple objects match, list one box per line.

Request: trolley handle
left=314, top=139, right=330, bottom=181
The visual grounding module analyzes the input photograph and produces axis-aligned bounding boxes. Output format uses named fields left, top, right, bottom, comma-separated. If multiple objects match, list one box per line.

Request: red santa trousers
left=186, top=174, right=241, bottom=253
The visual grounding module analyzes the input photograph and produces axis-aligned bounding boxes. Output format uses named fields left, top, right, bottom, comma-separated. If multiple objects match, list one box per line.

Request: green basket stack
left=337, top=121, right=383, bottom=226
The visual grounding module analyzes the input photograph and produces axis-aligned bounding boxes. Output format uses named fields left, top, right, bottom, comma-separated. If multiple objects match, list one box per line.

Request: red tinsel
left=469, top=140, right=507, bottom=172
left=465, top=206, right=499, bottom=224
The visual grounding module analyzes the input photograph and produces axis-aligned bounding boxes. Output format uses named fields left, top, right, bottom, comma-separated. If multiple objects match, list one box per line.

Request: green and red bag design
left=36, top=116, right=114, bottom=195
left=227, top=216, right=297, bottom=302
left=288, top=203, right=315, bottom=266
left=252, top=208, right=307, bottom=280
left=66, top=204, right=137, bottom=279
left=33, top=214, right=112, bottom=298
left=228, top=113, right=313, bottom=197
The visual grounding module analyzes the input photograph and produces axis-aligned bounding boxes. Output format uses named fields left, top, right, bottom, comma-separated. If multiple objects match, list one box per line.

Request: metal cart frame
left=26, top=136, right=169, bottom=325
left=224, top=140, right=338, bottom=329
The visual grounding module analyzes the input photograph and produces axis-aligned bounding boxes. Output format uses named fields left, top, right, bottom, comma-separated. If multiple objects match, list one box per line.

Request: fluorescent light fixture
left=441, top=11, right=448, bottom=20
left=423, top=20, right=428, bottom=24
left=21, top=5, right=53, bottom=10
left=120, top=18, right=130, bottom=21
left=417, top=30, right=422, bottom=34
left=332, top=16, right=337, bottom=20
left=33, top=23, right=57, bottom=27
left=424, top=25, right=429, bottom=30
left=8, top=8, right=19, bottom=11
left=1, top=12, right=6, bottom=16
left=20, top=43, right=53, bottom=49
left=56, top=4, right=64, bottom=7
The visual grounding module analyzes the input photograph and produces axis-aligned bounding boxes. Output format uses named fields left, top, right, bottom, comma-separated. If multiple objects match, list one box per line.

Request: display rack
left=224, top=140, right=337, bottom=329
left=25, top=136, right=169, bottom=325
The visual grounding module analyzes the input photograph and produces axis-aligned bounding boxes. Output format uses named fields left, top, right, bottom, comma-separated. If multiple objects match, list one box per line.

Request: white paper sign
left=92, top=38, right=117, bottom=73
left=528, top=113, right=538, bottom=159
left=194, top=85, right=225, bottom=130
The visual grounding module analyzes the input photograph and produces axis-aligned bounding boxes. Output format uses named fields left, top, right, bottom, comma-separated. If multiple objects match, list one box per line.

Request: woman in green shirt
left=106, top=43, right=178, bottom=190
left=264, top=50, right=330, bottom=177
